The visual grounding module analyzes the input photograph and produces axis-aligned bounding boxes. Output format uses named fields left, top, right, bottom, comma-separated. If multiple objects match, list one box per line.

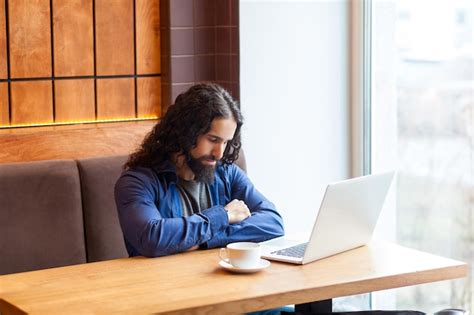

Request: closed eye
left=207, top=136, right=219, bottom=143
left=207, top=135, right=231, bottom=146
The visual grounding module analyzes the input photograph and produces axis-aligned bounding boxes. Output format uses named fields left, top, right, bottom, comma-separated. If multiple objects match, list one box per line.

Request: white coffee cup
left=219, top=242, right=261, bottom=269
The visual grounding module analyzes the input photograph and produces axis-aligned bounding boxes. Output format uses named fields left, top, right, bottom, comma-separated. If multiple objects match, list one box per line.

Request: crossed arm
left=115, top=165, right=284, bottom=257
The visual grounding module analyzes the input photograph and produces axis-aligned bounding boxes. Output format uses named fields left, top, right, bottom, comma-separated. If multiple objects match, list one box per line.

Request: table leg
left=294, top=299, right=332, bottom=314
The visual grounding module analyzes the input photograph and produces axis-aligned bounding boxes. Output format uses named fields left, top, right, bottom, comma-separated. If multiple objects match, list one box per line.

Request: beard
left=185, top=152, right=217, bottom=184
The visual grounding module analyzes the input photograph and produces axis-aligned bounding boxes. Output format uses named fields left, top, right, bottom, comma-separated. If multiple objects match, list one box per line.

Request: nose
left=212, top=143, right=226, bottom=160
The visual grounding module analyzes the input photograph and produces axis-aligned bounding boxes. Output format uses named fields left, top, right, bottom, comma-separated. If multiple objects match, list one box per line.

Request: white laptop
left=260, top=172, right=395, bottom=264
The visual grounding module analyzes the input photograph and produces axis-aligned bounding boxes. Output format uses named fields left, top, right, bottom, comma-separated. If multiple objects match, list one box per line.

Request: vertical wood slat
left=3, top=0, right=162, bottom=128
left=53, top=0, right=94, bottom=77
left=0, top=0, right=7, bottom=79
left=55, top=79, right=95, bottom=123
left=97, top=78, right=135, bottom=120
left=137, top=77, right=161, bottom=118
left=136, top=0, right=161, bottom=74
left=9, top=0, right=52, bottom=78
left=11, top=81, right=53, bottom=125
left=95, top=0, right=134, bottom=75
left=0, top=82, right=8, bottom=125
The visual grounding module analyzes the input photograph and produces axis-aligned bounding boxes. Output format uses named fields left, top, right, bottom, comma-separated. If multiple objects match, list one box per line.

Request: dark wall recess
left=160, top=0, right=239, bottom=112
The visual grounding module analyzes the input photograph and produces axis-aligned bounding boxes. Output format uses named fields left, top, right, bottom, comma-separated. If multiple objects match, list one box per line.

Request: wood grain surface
left=9, top=0, right=52, bottom=78
left=10, top=81, right=53, bottom=125
left=4, top=0, right=162, bottom=127
left=0, top=241, right=467, bottom=315
left=54, top=79, right=95, bottom=123
left=137, top=76, right=161, bottom=118
left=53, top=0, right=94, bottom=76
left=0, top=120, right=155, bottom=163
left=136, top=0, right=161, bottom=74
left=0, top=82, right=8, bottom=125
left=97, top=78, right=135, bottom=120
left=95, top=0, right=134, bottom=75
left=0, top=0, right=6, bottom=79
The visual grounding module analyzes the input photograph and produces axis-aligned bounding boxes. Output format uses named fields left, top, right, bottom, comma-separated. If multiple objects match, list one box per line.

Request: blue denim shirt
left=114, top=161, right=284, bottom=257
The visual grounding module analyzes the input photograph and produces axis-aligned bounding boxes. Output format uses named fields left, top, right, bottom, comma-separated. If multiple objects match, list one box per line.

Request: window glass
left=372, top=0, right=473, bottom=312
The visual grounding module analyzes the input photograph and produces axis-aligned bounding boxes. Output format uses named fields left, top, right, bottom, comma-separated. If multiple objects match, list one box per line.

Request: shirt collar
left=152, top=160, right=179, bottom=182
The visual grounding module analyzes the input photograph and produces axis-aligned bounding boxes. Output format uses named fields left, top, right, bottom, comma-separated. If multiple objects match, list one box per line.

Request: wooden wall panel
left=97, top=78, right=135, bottom=120
left=95, top=0, right=134, bottom=75
left=0, top=0, right=7, bottom=79
left=55, top=79, right=95, bottom=123
left=9, top=0, right=52, bottom=78
left=10, top=81, right=53, bottom=125
left=0, top=121, right=155, bottom=163
left=0, top=82, right=8, bottom=125
left=53, top=0, right=94, bottom=77
left=136, top=0, right=161, bottom=74
left=137, top=77, right=161, bottom=118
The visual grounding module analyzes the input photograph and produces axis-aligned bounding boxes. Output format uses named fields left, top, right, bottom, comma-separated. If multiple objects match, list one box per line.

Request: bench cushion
left=77, top=155, right=128, bottom=262
left=0, top=160, right=86, bottom=274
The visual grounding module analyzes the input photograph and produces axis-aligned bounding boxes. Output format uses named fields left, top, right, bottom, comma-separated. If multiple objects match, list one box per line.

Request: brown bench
left=0, top=155, right=128, bottom=275
left=0, top=153, right=246, bottom=275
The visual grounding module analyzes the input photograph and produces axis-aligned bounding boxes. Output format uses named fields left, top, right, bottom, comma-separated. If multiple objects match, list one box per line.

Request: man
left=115, top=83, right=284, bottom=257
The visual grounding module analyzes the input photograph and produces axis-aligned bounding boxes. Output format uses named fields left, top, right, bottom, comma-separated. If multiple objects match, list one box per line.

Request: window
left=371, top=0, right=473, bottom=312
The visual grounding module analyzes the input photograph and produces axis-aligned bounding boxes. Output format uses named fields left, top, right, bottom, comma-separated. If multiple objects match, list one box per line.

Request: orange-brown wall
left=0, top=0, right=241, bottom=164
left=0, top=0, right=161, bottom=127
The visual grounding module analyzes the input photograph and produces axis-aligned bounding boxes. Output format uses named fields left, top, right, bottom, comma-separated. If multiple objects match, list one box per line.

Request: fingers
left=224, top=199, right=247, bottom=211
left=225, top=199, right=251, bottom=224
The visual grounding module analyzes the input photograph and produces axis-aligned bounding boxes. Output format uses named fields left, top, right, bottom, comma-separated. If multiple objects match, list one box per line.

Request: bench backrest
left=0, top=151, right=247, bottom=274
left=0, top=160, right=87, bottom=275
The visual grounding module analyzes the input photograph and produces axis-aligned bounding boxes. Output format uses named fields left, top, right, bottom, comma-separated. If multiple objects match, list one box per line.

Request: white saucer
left=219, top=259, right=271, bottom=273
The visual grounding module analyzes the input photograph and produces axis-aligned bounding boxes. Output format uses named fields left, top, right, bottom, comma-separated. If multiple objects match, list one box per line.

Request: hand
left=187, top=245, right=199, bottom=251
left=224, top=199, right=251, bottom=224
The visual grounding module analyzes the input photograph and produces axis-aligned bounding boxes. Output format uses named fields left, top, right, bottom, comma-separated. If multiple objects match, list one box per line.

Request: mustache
left=198, top=155, right=218, bottom=162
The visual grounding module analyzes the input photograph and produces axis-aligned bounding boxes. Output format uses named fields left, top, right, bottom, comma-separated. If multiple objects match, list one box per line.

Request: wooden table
left=0, top=241, right=468, bottom=314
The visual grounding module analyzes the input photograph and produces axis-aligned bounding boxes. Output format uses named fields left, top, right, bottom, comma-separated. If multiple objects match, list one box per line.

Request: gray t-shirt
left=176, top=178, right=212, bottom=217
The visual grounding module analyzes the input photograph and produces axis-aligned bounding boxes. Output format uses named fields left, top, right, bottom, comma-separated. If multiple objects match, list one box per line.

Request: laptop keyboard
left=271, top=242, right=307, bottom=258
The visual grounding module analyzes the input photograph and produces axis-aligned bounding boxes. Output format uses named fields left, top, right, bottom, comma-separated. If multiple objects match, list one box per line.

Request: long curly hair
left=125, top=83, right=243, bottom=169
